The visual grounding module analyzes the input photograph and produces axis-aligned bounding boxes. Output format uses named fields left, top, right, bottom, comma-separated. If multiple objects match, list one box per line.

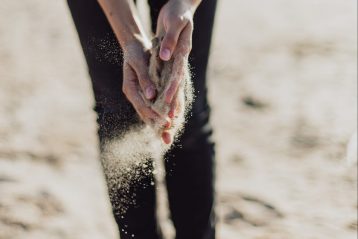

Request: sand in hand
left=101, top=37, right=193, bottom=215
left=144, top=36, right=193, bottom=145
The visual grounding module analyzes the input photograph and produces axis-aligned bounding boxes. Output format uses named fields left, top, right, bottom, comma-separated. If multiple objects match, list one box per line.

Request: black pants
left=67, top=1, right=217, bottom=239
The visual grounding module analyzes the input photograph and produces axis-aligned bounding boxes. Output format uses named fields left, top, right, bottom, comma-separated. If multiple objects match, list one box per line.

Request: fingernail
left=164, top=121, right=171, bottom=129
left=145, top=87, right=155, bottom=99
left=160, top=48, right=171, bottom=61
left=162, top=132, right=172, bottom=145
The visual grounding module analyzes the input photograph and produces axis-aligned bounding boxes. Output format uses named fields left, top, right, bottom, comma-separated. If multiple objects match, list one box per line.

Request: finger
left=168, top=92, right=179, bottom=119
left=123, top=63, right=138, bottom=94
left=134, top=60, right=156, bottom=100
left=163, top=119, right=172, bottom=130
left=123, top=64, right=159, bottom=122
left=160, top=20, right=186, bottom=61
left=164, top=55, right=185, bottom=104
left=168, top=102, right=177, bottom=119
left=176, top=23, right=193, bottom=56
left=161, top=131, right=172, bottom=145
left=164, top=23, right=193, bottom=104
left=131, top=93, right=159, bottom=123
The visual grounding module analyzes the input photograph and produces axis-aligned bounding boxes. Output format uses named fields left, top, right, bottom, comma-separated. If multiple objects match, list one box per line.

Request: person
left=67, top=0, right=217, bottom=238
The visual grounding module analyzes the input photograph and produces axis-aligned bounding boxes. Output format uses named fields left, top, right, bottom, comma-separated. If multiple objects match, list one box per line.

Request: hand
left=97, top=0, right=174, bottom=143
left=156, top=0, right=198, bottom=116
left=155, top=0, right=199, bottom=144
left=157, top=0, right=198, bottom=62
left=122, top=38, right=162, bottom=126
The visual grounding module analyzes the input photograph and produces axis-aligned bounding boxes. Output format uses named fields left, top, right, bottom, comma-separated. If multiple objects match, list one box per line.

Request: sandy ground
left=0, top=0, right=357, bottom=239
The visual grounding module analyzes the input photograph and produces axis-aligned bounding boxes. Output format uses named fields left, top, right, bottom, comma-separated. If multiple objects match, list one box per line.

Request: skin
left=97, top=0, right=202, bottom=143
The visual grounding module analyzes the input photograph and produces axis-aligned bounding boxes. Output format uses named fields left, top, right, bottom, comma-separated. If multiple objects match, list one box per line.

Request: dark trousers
left=67, top=1, right=217, bottom=238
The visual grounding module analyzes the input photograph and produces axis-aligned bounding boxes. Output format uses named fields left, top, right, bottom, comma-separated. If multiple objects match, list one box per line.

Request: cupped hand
left=122, top=38, right=165, bottom=126
left=157, top=0, right=195, bottom=62
left=156, top=0, right=196, bottom=113
left=155, top=0, right=198, bottom=143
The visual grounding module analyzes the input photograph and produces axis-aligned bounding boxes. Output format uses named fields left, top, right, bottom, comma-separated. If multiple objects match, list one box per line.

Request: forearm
left=97, top=0, right=149, bottom=48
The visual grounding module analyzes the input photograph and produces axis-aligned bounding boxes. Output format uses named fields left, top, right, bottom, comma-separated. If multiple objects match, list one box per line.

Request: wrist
left=109, top=12, right=149, bottom=48
left=98, top=0, right=150, bottom=49
left=181, top=0, right=202, bottom=12
left=120, top=31, right=150, bottom=50
left=122, top=34, right=151, bottom=56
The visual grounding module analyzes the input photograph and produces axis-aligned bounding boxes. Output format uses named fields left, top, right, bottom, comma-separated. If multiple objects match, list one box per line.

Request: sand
left=146, top=36, right=193, bottom=143
left=0, top=0, right=356, bottom=239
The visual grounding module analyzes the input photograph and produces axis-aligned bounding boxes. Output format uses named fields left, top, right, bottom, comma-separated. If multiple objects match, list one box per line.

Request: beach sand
left=0, top=0, right=356, bottom=238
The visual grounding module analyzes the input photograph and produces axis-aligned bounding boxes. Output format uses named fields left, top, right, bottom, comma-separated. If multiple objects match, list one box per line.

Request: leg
left=148, top=0, right=218, bottom=239
left=67, top=1, right=162, bottom=238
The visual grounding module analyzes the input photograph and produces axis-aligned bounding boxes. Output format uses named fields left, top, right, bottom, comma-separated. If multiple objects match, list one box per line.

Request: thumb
left=160, top=22, right=184, bottom=61
left=135, top=63, right=156, bottom=100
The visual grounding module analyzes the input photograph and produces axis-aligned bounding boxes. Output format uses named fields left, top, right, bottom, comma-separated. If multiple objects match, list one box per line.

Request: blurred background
left=0, top=0, right=356, bottom=239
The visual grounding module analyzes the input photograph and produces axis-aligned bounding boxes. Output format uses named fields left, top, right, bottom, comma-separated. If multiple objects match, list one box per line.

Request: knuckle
left=181, top=12, right=193, bottom=25
left=168, top=15, right=182, bottom=26
left=139, top=76, right=150, bottom=88
left=188, top=18, right=194, bottom=28
left=179, top=13, right=191, bottom=25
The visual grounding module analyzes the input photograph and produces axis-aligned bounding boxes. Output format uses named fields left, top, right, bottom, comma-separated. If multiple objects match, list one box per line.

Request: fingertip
left=160, top=48, right=171, bottom=61
left=161, top=132, right=172, bottom=145
left=145, top=86, right=156, bottom=100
